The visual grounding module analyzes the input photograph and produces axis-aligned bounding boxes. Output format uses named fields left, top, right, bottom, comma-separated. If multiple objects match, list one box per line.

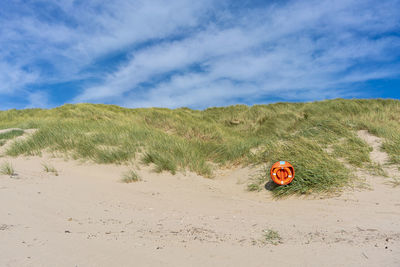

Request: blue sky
left=1, top=0, right=400, bottom=110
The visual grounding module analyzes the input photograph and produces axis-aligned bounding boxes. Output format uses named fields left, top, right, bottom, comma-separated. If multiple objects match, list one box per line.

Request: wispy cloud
left=0, top=0, right=215, bottom=105
left=0, top=0, right=399, bottom=109
left=0, top=62, right=39, bottom=95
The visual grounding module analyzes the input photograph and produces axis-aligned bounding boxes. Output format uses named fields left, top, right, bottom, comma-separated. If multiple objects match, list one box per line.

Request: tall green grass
left=1, top=99, right=399, bottom=196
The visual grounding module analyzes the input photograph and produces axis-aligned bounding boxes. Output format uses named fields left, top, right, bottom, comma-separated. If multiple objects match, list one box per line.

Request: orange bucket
left=270, top=161, right=295, bottom=185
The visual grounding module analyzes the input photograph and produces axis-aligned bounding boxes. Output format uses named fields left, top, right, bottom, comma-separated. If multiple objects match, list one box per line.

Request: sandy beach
left=0, top=130, right=399, bottom=266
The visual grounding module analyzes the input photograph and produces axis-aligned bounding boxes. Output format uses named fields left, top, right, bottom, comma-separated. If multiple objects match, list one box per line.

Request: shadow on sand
left=264, top=180, right=278, bottom=191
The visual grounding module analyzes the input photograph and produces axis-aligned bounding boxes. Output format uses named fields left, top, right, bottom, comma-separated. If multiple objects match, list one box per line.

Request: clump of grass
left=390, top=178, right=400, bottom=187
left=142, top=152, right=177, bottom=174
left=263, top=229, right=282, bottom=245
left=0, top=162, right=15, bottom=177
left=42, top=163, right=59, bottom=176
left=121, top=169, right=141, bottom=183
left=247, top=183, right=261, bottom=191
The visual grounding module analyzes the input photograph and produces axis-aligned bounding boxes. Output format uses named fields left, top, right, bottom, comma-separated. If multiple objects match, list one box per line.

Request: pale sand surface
left=0, top=130, right=399, bottom=266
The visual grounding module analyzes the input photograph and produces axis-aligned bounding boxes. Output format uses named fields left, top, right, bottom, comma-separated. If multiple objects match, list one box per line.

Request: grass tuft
left=390, top=178, right=400, bottom=188
left=263, top=229, right=282, bottom=245
left=247, top=183, right=261, bottom=191
left=0, top=162, right=15, bottom=177
left=142, top=152, right=177, bottom=174
left=122, top=169, right=141, bottom=183
left=42, top=163, right=59, bottom=176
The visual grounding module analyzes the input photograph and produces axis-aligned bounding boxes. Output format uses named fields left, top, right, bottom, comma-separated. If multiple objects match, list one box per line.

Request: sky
left=0, top=0, right=400, bottom=110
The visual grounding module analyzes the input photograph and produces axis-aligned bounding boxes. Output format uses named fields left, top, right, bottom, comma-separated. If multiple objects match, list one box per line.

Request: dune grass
left=0, top=129, right=24, bottom=147
left=1, top=99, right=399, bottom=196
left=121, top=169, right=141, bottom=183
left=42, top=163, right=59, bottom=176
left=0, top=162, right=15, bottom=177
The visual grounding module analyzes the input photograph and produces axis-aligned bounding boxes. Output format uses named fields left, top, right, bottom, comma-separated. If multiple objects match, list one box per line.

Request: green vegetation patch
left=42, top=163, right=59, bottom=176
left=0, top=129, right=24, bottom=146
left=1, top=99, right=400, bottom=196
left=122, top=169, right=141, bottom=183
left=0, top=162, right=15, bottom=176
left=263, top=229, right=282, bottom=245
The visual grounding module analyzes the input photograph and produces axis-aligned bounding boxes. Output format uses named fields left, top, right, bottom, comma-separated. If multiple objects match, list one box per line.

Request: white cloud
left=25, top=91, right=50, bottom=109
left=0, top=0, right=216, bottom=94
left=0, top=62, right=39, bottom=95
left=76, top=0, right=400, bottom=107
left=0, top=0, right=399, bottom=108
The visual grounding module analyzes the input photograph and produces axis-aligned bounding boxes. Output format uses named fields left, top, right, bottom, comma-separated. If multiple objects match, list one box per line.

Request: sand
left=0, top=130, right=399, bottom=266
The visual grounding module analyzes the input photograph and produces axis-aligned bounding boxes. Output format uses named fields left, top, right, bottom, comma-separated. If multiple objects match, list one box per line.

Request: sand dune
left=0, top=131, right=399, bottom=266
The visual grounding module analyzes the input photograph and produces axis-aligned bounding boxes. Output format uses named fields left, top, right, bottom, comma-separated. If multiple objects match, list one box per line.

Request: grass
left=1, top=99, right=400, bottom=196
left=247, top=166, right=269, bottom=191
left=0, top=162, right=15, bottom=176
left=42, top=163, right=59, bottom=176
left=366, top=162, right=388, bottom=177
left=247, top=182, right=262, bottom=191
left=263, top=229, right=282, bottom=245
left=0, top=129, right=24, bottom=147
left=390, top=178, right=400, bottom=188
left=121, top=169, right=141, bottom=183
